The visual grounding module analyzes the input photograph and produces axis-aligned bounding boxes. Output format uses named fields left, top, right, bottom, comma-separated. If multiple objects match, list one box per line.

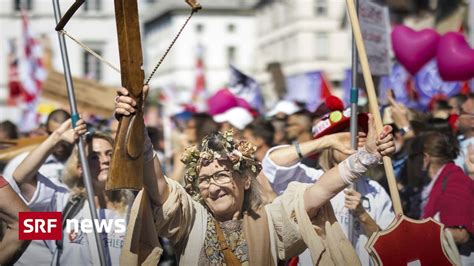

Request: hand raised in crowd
left=51, top=118, right=87, bottom=144
left=365, top=114, right=395, bottom=158
left=115, top=85, right=149, bottom=116
left=388, top=90, right=412, bottom=135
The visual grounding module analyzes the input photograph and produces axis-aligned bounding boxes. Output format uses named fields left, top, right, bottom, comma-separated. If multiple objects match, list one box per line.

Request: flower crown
left=180, top=130, right=262, bottom=200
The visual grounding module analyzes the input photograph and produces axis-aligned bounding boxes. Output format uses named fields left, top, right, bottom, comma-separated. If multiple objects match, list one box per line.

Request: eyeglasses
left=197, top=170, right=233, bottom=188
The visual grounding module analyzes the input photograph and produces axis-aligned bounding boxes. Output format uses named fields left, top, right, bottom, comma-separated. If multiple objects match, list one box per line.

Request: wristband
left=295, top=142, right=304, bottom=159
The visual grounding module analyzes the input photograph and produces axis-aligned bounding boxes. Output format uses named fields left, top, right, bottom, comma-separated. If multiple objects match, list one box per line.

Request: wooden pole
left=346, top=0, right=403, bottom=215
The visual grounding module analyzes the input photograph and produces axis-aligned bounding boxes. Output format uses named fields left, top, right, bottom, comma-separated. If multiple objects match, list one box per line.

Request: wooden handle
left=346, top=0, right=403, bottom=215
left=107, top=0, right=145, bottom=190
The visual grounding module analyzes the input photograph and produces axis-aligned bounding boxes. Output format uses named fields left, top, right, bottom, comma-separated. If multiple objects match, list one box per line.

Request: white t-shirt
left=262, top=145, right=395, bottom=266
left=2, top=151, right=67, bottom=197
left=15, top=174, right=126, bottom=266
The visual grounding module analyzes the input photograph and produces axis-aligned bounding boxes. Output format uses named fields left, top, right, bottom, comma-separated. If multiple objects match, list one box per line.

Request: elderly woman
left=117, top=86, right=396, bottom=265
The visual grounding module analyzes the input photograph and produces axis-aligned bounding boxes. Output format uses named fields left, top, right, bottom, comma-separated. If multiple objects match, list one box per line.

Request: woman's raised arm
left=12, top=119, right=86, bottom=200
left=115, top=86, right=169, bottom=206
left=304, top=115, right=395, bottom=218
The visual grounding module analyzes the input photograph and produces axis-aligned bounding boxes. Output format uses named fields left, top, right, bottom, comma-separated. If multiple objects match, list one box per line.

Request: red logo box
left=19, top=212, right=62, bottom=240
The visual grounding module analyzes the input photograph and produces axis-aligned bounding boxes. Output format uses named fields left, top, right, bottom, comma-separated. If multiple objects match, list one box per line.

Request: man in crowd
left=3, top=109, right=72, bottom=189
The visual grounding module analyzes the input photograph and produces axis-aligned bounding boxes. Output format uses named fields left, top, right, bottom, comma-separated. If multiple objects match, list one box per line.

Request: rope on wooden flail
left=60, top=30, right=121, bottom=74
left=144, top=8, right=198, bottom=85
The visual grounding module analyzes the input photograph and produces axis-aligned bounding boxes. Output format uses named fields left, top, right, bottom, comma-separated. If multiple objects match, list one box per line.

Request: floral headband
left=180, top=130, right=262, bottom=200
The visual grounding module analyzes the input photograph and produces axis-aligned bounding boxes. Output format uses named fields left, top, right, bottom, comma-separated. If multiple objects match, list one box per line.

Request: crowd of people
left=0, top=85, right=473, bottom=265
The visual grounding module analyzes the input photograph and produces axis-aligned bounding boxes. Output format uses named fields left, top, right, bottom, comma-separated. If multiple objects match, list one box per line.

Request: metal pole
left=348, top=0, right=359, bottom=246
left=51, top=1, right=107, bottom=265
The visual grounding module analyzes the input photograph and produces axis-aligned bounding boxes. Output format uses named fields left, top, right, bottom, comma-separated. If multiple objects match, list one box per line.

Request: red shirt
left=422, top=163, right=474, bottom=234
left=0, top=176, right=8, bottom=188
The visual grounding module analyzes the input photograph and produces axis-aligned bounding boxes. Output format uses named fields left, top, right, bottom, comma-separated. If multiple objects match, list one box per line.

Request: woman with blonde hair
left=61, top=131, right=131, bottom=214
left=13, top=120, right=129, bottom=265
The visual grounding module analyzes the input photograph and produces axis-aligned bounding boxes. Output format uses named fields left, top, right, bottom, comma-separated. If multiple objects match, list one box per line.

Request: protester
left=3, top=109, right=72, bottom=189
left=263, top=104, right=395, bottom=265
left=242, top=119, right=274, bottom=162
left=419, top=131, right=474, bottom=264
left=12, top=119, right=129, bottom=265
left=170, top=113, right=219, bottom=183
left=266, top=100, right=301, bottom=146
left=116, top=86, right=396, bottom=265
left=243, top=119, right=278, bottom=202
left=0, top=176, right=30, bottom=264
left=213, top=106, right=254, bottom=139
left=0, top=120, right=19, bottom=140
left=455, top=94, right=474, bottom=173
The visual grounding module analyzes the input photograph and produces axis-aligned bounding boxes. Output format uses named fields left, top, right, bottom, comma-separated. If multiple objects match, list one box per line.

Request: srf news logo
left=19, top=212, right=62, bottom=240
left=18, top=212, right=126, bottom=240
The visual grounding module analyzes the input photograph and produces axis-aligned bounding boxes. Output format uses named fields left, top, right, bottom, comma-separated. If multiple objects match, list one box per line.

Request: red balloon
left=391, top=25, right=440, bottom=75
left=437, top=32, right=474, bottom=81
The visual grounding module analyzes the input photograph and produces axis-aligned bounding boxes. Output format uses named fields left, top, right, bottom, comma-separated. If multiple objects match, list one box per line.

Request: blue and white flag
left=228, top=65, right=264, bottom=113
left=414, top=60, right=460, bottom=108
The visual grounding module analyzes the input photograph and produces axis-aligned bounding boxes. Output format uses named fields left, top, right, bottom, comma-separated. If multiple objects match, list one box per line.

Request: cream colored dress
left=120, top=177, right=360, bottom=265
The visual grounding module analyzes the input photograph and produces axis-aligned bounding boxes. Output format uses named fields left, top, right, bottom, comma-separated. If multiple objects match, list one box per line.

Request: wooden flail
left=107, top=0, right=201, bottom=190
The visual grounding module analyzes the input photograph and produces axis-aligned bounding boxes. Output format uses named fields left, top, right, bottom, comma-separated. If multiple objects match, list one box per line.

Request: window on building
left=14, top=0, right=32, bottom=11
left=227, top=46, right=236, bottom=65
left=314, top=0, right=328, bottom=16
left=195, top=24, right=204, bottom=33
left=83, top=45, right=103, bottom=80
left=315, top=32, right=329, bottom=59
left=84, top=0, right=102, bottom=12
left=227, top=24, right=235, bottom=33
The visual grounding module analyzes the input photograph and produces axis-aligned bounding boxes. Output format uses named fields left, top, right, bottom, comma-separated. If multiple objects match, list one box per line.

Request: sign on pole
left=358, top=0, right=391, bottom=76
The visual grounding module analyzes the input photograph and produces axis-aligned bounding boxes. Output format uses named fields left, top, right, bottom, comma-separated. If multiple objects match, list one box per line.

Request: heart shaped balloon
left=391, top=25, right=440, bottom=75
left=437, top=32, right=474, bottom=81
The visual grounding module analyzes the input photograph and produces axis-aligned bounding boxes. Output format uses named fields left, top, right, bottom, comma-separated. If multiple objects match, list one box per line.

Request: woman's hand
left=324, top=132, right=367, bottom=155
left=115, top=85, right=149, bottom=117
left=365, top=114, right=395, bottom=157
left=52, top=118, right=87, bottom=144
left=388, top=93, right=410, bottom=130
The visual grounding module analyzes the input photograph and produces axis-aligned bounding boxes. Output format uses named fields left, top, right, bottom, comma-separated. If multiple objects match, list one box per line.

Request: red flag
left=19, top=9, right=46, bottom=104
left=320, top=72, right=332, bottom=99
left=7, top=40, right=24, bottom=106
left=191, top=46, right=207, bottom=112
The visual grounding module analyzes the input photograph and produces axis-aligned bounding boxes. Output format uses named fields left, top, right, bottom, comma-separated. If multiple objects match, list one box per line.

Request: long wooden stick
left=346, top=0, right=403, bottom=215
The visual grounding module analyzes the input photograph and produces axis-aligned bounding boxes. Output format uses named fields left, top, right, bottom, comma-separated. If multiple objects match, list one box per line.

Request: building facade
left=142, top=0, right=258, bottom=101
left=255, top=0, right=352, bottom=101
left=0, top=0, right=119, bottom=122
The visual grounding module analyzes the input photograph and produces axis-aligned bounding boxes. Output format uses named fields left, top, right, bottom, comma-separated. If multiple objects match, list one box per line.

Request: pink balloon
left=391, top=25, right=440, bottom=75
left=437, top=32, right=474, bottom=81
